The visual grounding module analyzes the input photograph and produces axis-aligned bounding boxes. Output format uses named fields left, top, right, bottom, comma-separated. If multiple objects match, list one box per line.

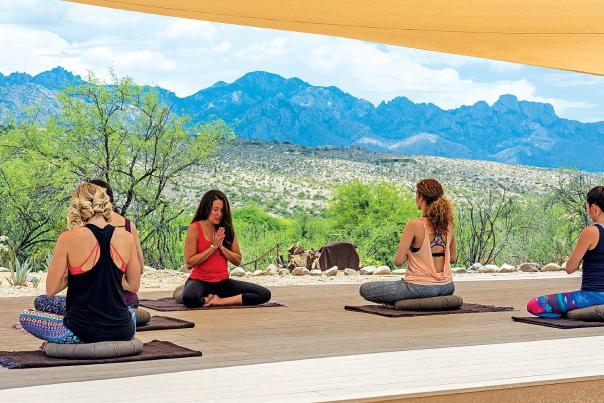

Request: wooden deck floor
left=1, top=277, right=602, bottom=396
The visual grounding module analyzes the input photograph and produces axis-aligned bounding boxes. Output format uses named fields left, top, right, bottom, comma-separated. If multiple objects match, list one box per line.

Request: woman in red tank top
left=182, top=190, right=271, bottom=307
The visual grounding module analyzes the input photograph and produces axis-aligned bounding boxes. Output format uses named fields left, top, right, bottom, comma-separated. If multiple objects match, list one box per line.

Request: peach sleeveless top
left=404, top=218, right=453, bottom=285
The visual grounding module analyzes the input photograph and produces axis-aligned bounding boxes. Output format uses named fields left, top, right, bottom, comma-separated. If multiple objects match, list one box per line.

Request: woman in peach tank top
left=360, top=179, right=457, bottom=304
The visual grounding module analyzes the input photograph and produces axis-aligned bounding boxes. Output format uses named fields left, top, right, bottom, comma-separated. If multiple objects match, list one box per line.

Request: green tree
left=1, top=71, right=234, bottom=268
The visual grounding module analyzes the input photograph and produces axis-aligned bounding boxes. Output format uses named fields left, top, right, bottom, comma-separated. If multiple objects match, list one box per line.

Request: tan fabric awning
left=66, top=1, right=604, bottom=75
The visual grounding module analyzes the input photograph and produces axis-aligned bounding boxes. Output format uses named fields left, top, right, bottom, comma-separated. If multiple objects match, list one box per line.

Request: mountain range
left=0, top=67, right=602, bottom=171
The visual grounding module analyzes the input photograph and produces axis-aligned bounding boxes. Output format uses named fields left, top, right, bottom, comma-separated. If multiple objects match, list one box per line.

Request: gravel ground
left=0, top=269, right=580, bottom=299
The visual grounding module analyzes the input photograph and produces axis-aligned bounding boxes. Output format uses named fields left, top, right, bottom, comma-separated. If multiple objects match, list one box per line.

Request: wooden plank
left=0, top=277, right=598, bottom=391
left=3, top=334, right=604, bottom=402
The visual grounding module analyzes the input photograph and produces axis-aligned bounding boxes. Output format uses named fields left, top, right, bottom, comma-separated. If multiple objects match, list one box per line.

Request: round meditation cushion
left=173, top=285, right=184, bottom=304
left=567, top=304, right=604, bottom=322
left=133, top=308, right=151, bottom=326
left=393, top=295, right=463, bottom=311
left=45, top=338, right=143, bottom=359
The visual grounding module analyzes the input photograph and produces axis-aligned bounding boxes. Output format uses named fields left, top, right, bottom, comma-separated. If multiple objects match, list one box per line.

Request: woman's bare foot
left=203, top=294, right=216, bottom=306
left=204, top=295, right=227, bottom=307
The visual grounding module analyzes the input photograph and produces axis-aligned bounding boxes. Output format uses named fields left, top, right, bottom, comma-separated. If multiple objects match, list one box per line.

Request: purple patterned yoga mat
left=512, top=316, right=604, bottom=329
left=345, top=303, right=513, bottom=317
left=0, top=340, right=202, bottom=369
left=139, top=298, right=287, bottom=312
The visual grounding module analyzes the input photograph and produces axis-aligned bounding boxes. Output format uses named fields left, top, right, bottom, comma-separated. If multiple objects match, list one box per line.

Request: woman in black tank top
left=527, top=186, right=604, bottom=318
left=18, top=183, right=140, bottom=345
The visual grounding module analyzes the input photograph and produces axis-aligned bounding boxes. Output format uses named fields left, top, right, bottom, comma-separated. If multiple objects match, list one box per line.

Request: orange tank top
left=189, top=221, right=229, bottom=283
left=404, top=218, right=453, bottom=285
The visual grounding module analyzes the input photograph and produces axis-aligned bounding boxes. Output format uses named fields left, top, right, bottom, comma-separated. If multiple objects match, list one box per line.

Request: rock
left=561, top=261, right=567, bottom=270
left=451, top=267, right=467, bottom=273
left=252, top=269, right=264, bottom=276
left=278, top=268, right=290, bottom=276
left=178, top=265, right=189, bottom=273
left=518, top=262, right=541, bottom=272
left=373, top=266, right=391, bottom=275
left=542, top=263, right=562, bottom=272
left=479, top=264, right=499, bottom=273
left=498, top=263, right=516, bottom=273
left=266, top=264, right=279, bottom=275
left=466, top=263, right=482, bottom=272
left=230, top=267, right=246, bottom=277
left=392, top=268, right=406, bottom=275
left=143, top=265, right=157, bottom=272
left=324, top=266, right=338, bottom=276
left=0, top=267, right=9, bottom=273
left=344, top=268, right=358, bottom=276
left=291, top=267, right=309, bottom=276
left=359, top=265, right=377, bottom=275
left=310, top=269, right=322, bottom=276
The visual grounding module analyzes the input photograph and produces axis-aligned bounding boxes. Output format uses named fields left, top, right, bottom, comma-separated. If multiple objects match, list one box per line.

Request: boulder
left=373, top=266, right=391, bottom=275
left=324, top=266, right=338, bottom=276
left=0, top=267, right=9, bottom=273
left=518, top=262, right=541, bottom=272
left=359, top=265, right=377, bottom=275
left=498, top=263, right=516, bottom=273
left=392, top=268, right=406, bottom=275
left=291, top=267, right=310, bottom=276
left=344, top=268, right=358, bottom=276
left=178, top=265, right=189, bottom=273
left=278, top=268, right=290, bottom=276
left=451, top=267, right=467, bottom=274
left=230, top=267, right=246, bottom=277
left=309, top=269, right=322, bottom=276
left=266, top=264, right=279, bottom=275
left=252, top=269, right=264, bottom=276
left=143, top=265, right=157, bottom=272
left=466, top=263, right=482, bottom=272
left=479, top=264, right=499, bottom=273
left=542, top=263, right=562, bottom=272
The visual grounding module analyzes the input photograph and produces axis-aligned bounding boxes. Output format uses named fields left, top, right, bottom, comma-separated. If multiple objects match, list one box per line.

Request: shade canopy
left=67, top=1, right=604, bottom=75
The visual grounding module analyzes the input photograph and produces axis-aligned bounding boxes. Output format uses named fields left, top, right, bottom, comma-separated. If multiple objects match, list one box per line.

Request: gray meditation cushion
left=567, top=304, right=604, bottom=322
left=45, top=338, right=143, bottom=359
left=173, top=285, right=184, bottom=304
left=133, top=308, right=151, bottom=326
left=394, top=295, right=463, bottom=311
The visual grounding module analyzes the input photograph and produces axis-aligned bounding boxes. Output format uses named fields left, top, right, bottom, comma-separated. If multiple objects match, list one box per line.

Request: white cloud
left=0, top=0, right=601, bottom=122
left=235, top=37, right=288, bottom=61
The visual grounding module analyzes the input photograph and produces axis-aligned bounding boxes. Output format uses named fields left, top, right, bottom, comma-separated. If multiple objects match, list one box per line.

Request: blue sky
left=2, top=0, right=604, bottom=122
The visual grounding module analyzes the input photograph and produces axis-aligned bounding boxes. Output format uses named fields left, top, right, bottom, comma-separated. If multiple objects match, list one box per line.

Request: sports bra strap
left=68, top=242, right=100, bottom=273
left=110, top=244, right=127, bottom=271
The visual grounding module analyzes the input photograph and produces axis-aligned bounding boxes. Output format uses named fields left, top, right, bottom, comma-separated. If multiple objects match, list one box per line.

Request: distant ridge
left=1, top=67, right=603, bottom=171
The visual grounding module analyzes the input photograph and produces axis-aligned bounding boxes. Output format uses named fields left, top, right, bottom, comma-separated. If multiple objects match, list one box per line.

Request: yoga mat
left=345, top=303, right=514, bottom=317
left=0, top=340, right=202, bottom=369
left=139, top=298, right=287, bottom=312
left=136, top=316, right=195, bottom=331
left=512, top=316, right=604, bottom=329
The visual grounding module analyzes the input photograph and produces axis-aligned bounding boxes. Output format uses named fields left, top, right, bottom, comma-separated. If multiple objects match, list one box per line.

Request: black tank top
left=63, top=224, right=135, bottom=343
left=582, top=224, right=604, bottom=292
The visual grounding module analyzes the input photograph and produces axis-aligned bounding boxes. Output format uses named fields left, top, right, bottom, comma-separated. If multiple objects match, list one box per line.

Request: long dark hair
left=192, top=190, right=234, bottom=249
left=416, top=178, right=453, bottom=235
left=587, top=186, right=604, bottom=212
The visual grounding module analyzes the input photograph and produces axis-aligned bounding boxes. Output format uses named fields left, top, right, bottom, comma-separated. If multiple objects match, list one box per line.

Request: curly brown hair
left=416, top=178, right=453, bottom=235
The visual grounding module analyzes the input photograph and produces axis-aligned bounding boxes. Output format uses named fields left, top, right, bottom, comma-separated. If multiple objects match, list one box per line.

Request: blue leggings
left=527, top=290, right=604, bottom=318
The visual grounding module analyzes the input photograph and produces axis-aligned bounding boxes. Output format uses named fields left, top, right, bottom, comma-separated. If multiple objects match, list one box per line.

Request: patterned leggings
left=34, top=294, right=138, bottom=315
left=19, top=309, right=136, bottom=344
left=527, top=290, right=604, bottom=318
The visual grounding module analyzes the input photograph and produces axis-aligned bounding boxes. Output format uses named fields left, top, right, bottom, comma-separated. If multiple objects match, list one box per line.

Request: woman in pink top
left=360, top=179, right=457, bottom=303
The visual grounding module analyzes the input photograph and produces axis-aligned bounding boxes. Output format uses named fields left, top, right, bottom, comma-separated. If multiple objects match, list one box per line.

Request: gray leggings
left=360, top=280, right=455, bottom=304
